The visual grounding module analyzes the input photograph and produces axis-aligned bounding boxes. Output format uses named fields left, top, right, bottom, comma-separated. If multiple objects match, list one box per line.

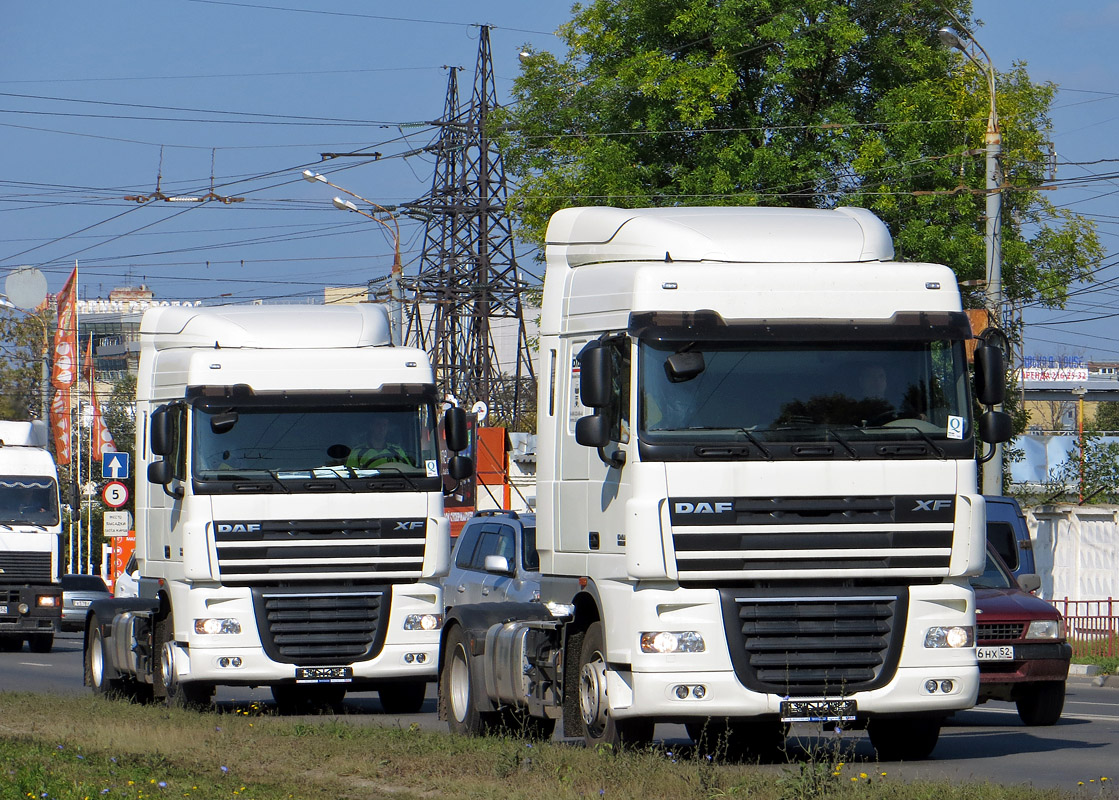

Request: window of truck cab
left=635, top=324, right=973, bottom=460
left=188, top=395, right=442, bottom=492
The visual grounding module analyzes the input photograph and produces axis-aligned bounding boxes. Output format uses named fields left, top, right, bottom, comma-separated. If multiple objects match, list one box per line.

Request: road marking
left=18, top=662, right=51, bottom=667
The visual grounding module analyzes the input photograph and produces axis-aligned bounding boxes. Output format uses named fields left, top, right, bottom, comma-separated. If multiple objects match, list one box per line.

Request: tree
left=102, top=373, right=137, bottom=462
left=499, top=0, right=1101, bottom=311
left=1092, top=401, right=1119, bottom=433
left=0, top=307, right=52, bottom=421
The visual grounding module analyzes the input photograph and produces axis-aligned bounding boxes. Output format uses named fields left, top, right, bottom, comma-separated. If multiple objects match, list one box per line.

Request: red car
left=972, top=546, right=1072, bottom=725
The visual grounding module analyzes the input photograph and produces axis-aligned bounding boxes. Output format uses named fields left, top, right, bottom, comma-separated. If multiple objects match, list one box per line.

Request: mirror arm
left=596, top=446, right=626, bottom=469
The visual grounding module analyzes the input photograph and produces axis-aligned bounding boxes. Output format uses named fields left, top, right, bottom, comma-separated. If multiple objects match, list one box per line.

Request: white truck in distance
left=438, top=206, right=1011, bottom=760
left=0, top=420, right=62, bottom=653
left=84, top=304, right=471, bottom=711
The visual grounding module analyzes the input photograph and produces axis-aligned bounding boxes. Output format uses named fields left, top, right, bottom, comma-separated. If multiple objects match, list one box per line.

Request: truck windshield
left=192, top=402, right=440, bottom=480
left=638, top=339, right=971, bottom=455
left=0, top=477, right=60, bottom=526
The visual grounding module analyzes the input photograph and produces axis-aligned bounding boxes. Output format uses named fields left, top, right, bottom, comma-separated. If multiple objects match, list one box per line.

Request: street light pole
left=939, top=27, right=1004, bottom=495
left=301, top=170, right=403, bottom=345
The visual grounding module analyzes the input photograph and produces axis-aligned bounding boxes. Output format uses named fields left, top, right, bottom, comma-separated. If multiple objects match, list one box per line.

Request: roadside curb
left=1069, top=663, right=1116, bottom=687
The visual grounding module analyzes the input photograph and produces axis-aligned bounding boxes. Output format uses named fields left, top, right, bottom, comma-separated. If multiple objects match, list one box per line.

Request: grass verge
left=0, top=692, right=1107, bottom=800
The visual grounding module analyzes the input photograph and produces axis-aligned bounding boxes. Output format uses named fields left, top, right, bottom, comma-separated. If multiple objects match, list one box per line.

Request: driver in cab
left=347, top=416, right=413, bottom=469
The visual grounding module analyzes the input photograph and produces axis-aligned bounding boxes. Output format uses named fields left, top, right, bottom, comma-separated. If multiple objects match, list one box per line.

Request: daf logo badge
left=674, top=501, right=733, bottom=514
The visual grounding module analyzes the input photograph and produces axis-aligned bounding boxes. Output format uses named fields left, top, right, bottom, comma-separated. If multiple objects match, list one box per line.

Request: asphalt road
left=3, top=633, right=1116, bottom=792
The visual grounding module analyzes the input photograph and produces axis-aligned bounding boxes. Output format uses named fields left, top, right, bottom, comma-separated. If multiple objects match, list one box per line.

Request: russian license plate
left=74, top=600, right=92, bottom=608
left=977, top=645, right=1015, bottom=661
left=0, top=605, right=7, bottom=615
left=295, top=666, right=353, bottom=684
left=780, top=699, right=857, bottom=723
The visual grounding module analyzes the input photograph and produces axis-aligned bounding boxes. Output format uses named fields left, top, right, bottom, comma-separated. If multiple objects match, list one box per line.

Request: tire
left=27, top=632, right=53, bottom=653
left=686, top=719, right=787, bottom=764
left=378, top=681, right=427, bottom=715
left=271, top=684, right=346, bottom=714
left=1016, top=681, right=1065, bottom=726
left=867, top=716, right=942, bottom=761
left=440, top=625, right=500, bottom=736
left=154, top=613, right=214, bottom=710
left=85, top=614, right=122, bottom=696
left=577, top=622, right=654, bottom=750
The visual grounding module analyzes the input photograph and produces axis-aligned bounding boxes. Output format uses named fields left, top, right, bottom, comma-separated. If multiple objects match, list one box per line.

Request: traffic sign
left=103, top=510, right=132, bottom=537
left=103, top=452, right=130, bottom=480
left=102, top=481, right=129, bottom=508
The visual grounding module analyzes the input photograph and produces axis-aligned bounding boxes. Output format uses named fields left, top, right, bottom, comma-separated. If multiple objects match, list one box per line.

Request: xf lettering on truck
left=912, top=499, right=953, bottom=512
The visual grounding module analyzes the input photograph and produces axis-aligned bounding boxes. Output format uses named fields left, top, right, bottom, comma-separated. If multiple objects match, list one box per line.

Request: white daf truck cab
left=84, top=304, right=471, bottom=712
left=438, top=206, right=1011, bottom=760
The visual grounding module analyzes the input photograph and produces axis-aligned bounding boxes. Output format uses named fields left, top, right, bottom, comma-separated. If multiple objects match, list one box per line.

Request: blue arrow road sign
left=102, top=452, right=130, bottom=480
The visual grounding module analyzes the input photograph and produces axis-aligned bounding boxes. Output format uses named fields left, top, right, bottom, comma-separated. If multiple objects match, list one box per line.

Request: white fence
left=1026, top=504, right=1119, bottom=601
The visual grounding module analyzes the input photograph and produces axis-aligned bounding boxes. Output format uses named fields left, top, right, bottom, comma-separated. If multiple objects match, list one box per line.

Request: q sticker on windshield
left=426, top=460, right=439, bottom=477
left=946, top=416, right=964, bottom=440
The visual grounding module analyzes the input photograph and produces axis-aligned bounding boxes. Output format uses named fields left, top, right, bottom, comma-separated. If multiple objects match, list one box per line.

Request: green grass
left=0, top=692, right=1108, bottom=800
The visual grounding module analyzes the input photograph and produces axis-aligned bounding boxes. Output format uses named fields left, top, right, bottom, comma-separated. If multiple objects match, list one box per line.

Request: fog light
left=940, top=680, right=954, bottom=693
left=925, top=680, right=938, bottom=693
left=404, top=653, right=415, bottom=663
left=416, top=653, right=427, bottom=663
left=17, top=603, right=29, bottom=615
left=403, top=613, right=443, bottom=631
left=692, top=685, right=706, bottom=699
left=640, top=631, right=705, bottom=654
left=674, top=685, right=690, bottom=699
left=924, top=625, right=974, bottom=648
left=194, top=618, right=242, bottom=635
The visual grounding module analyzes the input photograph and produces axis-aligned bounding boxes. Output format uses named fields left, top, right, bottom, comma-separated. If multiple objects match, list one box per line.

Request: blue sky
left=2, top=1, right=1117, bottom=361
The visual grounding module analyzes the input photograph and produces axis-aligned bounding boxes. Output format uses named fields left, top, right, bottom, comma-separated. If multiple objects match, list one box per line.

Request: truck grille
left=722, top=589, right=906, bottom=696
left=214, top=517, right=426, bottom=585
left=252, top=586, right=387, bottom=664
left=978, top=622, right=1024, bottom=641
left=0, top=552, right=52, bottom=583
left=671, top=495, right=955, bottom=582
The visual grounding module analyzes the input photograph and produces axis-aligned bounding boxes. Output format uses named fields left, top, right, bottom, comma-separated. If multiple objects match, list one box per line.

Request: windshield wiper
left=735, top=428, right=774, bottom=460
left=825, top=428, right=860, bottom=460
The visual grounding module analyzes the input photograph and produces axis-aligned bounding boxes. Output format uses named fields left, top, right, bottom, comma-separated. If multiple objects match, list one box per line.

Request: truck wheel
left=85, top=613, right=123, bottom=697
left=1016, top=681, right=1065, bottom=726
left=867, top=716, right=942, bottom=760
left=440, top=624, right=499, bottom=736
left=379, top=681, right=427, bottom=714
left=271, top=684, right=346, bottom=714
left=27, top=632, right=53, bottom=653
left=155, top=614, right=214, bottom=710
left=577, top=622, right=654, bottom=750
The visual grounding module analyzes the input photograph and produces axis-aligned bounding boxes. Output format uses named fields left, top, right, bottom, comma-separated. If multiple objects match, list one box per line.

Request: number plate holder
left=977, top=645, right=1015, bottom=661
left=780, top=699, right=857, bottom=723
left=295, top=666, right=353, bottom=684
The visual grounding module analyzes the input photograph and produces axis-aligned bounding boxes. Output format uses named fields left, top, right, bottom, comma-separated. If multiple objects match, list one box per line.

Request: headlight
left=36, top=595, right=59, bottom=608
left=403, top=613, right=443, bottom=631
left=924, top=625, right=974, bottom=648
left=640, top=631, right=705, bottom=654
left=1026, top=619, right=1063, bottom=640
left=194, top=618, right=242, bottom=635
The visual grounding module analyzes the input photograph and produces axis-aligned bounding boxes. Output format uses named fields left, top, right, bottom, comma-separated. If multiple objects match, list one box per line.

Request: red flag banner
left=51, top=268, right=77, bottom=389
left=86, top=338, right=117, bottom=459
left=50, top=388, right=71, bottom=465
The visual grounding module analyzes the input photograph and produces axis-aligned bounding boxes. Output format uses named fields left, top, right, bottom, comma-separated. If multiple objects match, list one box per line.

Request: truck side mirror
left=483, top=554, right=514, bottom=575
left=978, top=409, right=1013, bottom=444
left=147, top=459, right=172, bottom=485
left=448, top=454, right=473, bottom=481
left=579, top=344, right=612, bottom=409
left=973, top=344, right=1006, bottom=407
left=575, top=414, right=611, bottom=448
left=150, top=407, right=172, bottom=456
left=444, top=406, right=469, bottom=453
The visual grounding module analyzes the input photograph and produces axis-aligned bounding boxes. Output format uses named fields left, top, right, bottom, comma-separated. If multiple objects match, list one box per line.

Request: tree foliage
left=499, top=0, right=1101, bottom=308
left=0, top=307, right=51, bottom=422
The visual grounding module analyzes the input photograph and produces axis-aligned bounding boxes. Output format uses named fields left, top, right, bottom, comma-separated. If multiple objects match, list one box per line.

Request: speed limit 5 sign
left=102, top=480, right=129, bottom=508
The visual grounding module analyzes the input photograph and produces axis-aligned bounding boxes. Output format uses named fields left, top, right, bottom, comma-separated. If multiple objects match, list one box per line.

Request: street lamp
left=302, top=169, right=404, bottom=345
left=939, top=26, right=1004, bottom=495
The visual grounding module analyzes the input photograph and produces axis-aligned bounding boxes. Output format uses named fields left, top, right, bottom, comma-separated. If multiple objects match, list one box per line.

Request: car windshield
left=971, top=550, right=1014, bottom=590
left=62, top=575, right=110, bottom=592
left=0, top=476, right=59, bottom=525
left=639, top=339, right=970, bottom=445
left=192, top=400, right=440, bottom=480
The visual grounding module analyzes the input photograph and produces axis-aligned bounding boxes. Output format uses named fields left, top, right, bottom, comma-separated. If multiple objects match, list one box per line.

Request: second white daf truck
left=85, top=304, right=471, bottom=712
left=438, top=206, right=1011, bottom=760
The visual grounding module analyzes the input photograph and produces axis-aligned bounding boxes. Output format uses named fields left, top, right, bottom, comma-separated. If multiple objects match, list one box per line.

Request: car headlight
left=640, top=631, right=705, bottom=654
left=194, top=618, right=242, bottom=635
left=36, top=595, right=60, bottom=608
left=1026, top=619, right=1063, bottom=640
left=924, top=625, right=974, bottom=648
left=403, top=613, right=443, bottom=631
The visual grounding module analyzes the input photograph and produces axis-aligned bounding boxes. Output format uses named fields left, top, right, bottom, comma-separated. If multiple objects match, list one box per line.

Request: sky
left=2, top=1, right=1117, bottom=363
